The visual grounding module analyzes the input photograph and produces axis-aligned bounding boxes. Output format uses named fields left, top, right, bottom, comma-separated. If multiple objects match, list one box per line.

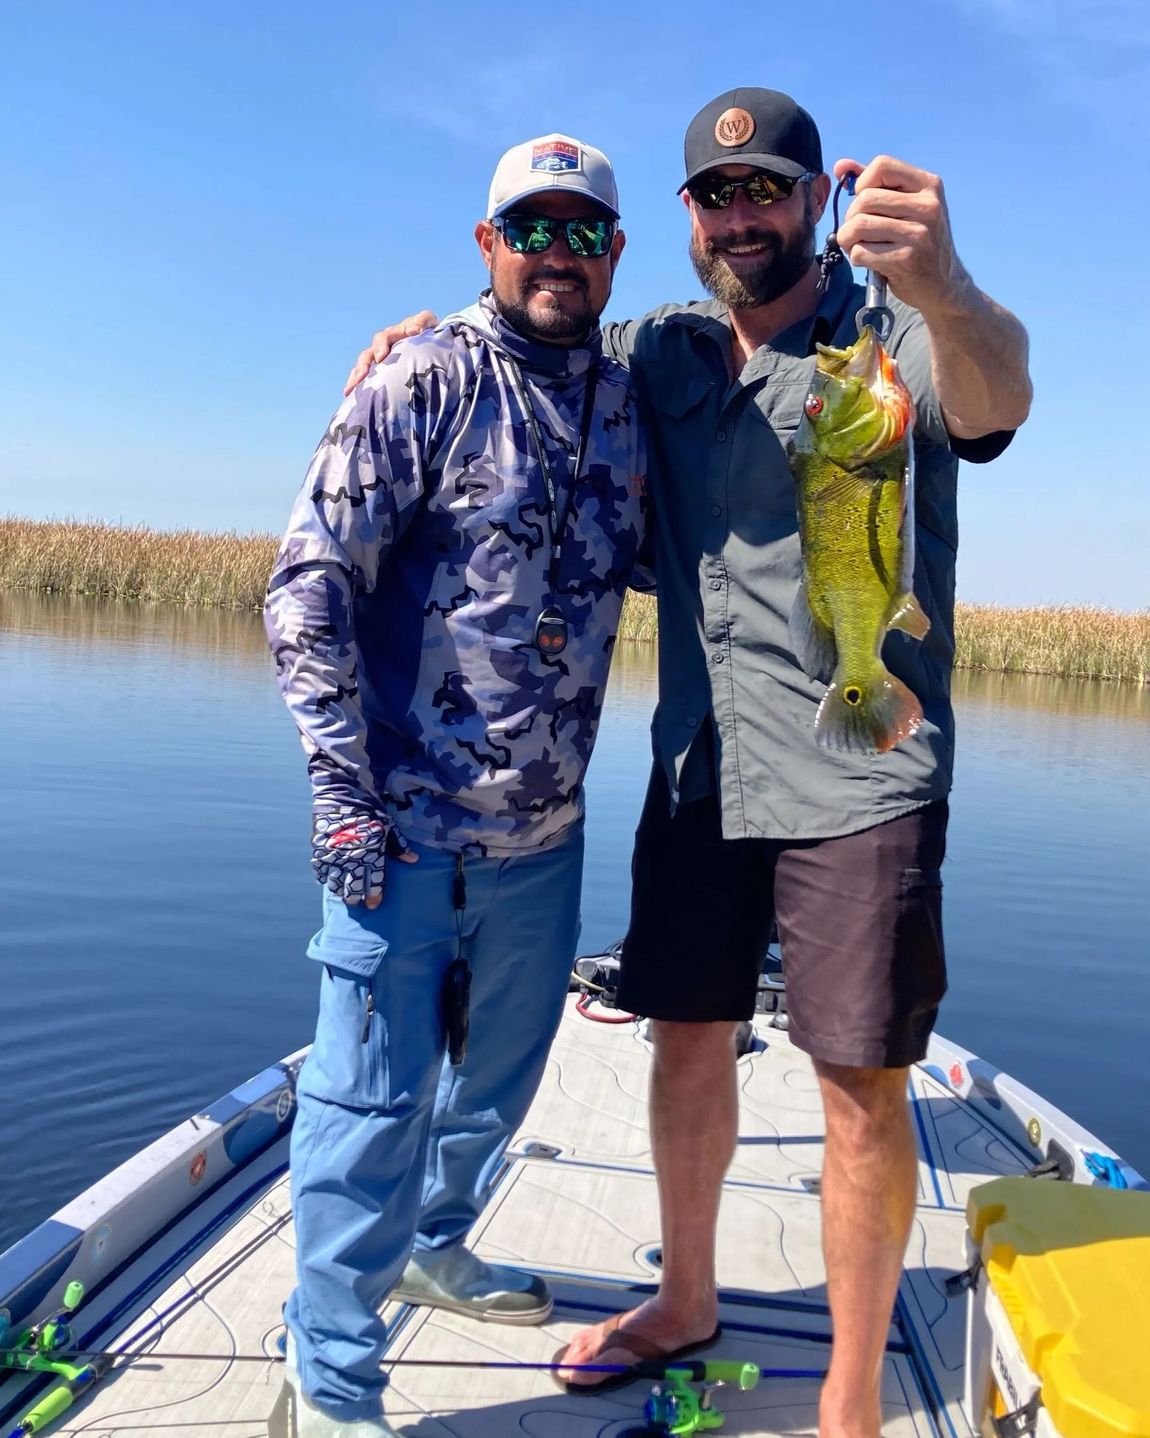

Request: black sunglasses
left=493, top=213, right=617, bottom=258
left=686, top=170, right=817, bottom=210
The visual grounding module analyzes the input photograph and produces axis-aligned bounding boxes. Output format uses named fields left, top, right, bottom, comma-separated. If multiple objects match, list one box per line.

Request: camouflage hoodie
left=265, top=293, right=649, bottom=855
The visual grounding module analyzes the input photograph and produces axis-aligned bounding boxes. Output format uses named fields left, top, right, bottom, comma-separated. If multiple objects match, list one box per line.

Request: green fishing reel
left=1, top=1283, right=85, bottom=1366
left=619, top=1360, right=760, bottom=1436
left=2, top=1281, right=113, bottom=1438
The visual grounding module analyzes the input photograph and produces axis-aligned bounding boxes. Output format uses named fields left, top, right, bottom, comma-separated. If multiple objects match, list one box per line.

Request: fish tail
left=814, top=662, right=924, bottom=755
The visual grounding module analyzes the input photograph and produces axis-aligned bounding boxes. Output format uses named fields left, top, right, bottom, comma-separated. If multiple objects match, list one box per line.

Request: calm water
left=2, top=592, right=1148, bottom=1253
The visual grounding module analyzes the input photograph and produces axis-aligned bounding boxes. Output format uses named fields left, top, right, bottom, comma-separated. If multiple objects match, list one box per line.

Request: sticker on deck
left=532, top=141, right=581, bottom=173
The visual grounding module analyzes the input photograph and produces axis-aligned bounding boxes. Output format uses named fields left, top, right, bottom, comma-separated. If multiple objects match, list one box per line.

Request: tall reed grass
left=0, top=518, right=277, bottom=609
left=953, top=604, right=1148, bottom=684
left=2, top=519, right=1146, bottom=682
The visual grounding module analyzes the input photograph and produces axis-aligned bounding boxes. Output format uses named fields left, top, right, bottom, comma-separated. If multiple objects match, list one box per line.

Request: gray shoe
left=392, top=1247, right=553, bottom=1325
left=282, top=1333, right=400, bottom=1437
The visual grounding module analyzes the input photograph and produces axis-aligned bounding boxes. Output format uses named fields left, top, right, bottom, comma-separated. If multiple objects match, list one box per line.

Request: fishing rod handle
left=6, top=1357, right=106, bottom=1437
left=6, top=1378, right=76, bottom=1435
left=701, top=1359, right=760, bottom=1389
left=647, top=1359, right=760, bottom=1389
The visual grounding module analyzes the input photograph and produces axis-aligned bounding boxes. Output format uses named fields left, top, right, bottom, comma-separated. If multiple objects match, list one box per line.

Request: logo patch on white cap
left=531, top=140, right=581, bottom=173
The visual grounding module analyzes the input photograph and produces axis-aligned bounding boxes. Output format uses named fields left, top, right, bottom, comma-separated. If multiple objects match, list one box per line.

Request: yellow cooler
left=964, top=1177, right=1150, bottom=1438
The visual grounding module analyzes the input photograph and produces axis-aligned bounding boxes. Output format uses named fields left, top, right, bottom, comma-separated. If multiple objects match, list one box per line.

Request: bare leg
left=815, top=1061, right=917, bottom=1438
left=557, top=1020, right=738, bottom=1382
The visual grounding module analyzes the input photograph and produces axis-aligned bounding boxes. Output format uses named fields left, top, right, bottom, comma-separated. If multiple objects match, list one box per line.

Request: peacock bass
left=788, top=324, right=929, bottom=755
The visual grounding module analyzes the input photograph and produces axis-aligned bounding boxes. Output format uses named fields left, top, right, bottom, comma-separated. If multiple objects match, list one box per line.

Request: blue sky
left=1, top=1, right=1146, bottom=608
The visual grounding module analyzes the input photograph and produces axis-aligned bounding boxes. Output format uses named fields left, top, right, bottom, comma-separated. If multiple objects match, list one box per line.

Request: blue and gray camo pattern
left=265, top=295, right=650, bottom=855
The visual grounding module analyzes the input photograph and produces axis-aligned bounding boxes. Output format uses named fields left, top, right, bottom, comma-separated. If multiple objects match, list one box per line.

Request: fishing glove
left=311, top=798, right=411, bottom=906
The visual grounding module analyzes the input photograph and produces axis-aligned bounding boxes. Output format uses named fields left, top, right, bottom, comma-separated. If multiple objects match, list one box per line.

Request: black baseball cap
left=679, top=87, right=823, bottom=191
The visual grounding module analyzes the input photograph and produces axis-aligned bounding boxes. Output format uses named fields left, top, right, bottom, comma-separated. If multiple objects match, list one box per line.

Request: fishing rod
left=2, top=1318, right=826, bottom=1437
left=0, top=1221, right=827, bottom=1437
left=2, top=1342, right=826, bottom=1380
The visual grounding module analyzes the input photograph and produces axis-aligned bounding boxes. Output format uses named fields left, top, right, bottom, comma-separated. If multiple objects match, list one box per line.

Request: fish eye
left=805, top=395, right=824, bottom=418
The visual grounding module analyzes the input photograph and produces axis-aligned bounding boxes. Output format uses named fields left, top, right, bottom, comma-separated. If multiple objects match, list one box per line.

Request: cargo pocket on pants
left=301, top=927, right=391, bottom=1109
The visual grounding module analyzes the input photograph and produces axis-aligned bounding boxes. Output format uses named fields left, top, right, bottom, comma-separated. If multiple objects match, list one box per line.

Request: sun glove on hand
left=311, top=800, right=410, bottom=906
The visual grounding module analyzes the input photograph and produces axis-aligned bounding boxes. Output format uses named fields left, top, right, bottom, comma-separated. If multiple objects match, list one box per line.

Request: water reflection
left=954, top=667, right=1150, bottom=725
left=1, top=589, right=268, bottom=666
left=603, top=636, right=657, bottom=710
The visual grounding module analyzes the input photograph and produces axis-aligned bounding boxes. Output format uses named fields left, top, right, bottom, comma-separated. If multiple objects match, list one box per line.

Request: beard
left=690, top=194, right=817, bottom=310
left=491, top=269, right=595, bottom=344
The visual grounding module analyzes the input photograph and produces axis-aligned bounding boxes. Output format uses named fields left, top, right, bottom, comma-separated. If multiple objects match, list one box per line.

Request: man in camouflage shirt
left=265, top=134, right=647, bottom=1437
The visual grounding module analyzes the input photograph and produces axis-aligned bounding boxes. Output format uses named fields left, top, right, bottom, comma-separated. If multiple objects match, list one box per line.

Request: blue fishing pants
left=283, top=828, right=583, bottom=1421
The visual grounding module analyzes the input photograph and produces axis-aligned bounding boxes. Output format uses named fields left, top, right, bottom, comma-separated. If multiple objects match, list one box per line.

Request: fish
left=787, top=324, right=930, bottom=754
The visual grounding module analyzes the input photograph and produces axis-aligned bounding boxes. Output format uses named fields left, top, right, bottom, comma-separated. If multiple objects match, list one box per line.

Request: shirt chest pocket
left=726, top=380, right=810, bottom=527
left=648, top=374, right=716, bottom=447
left=646, top=375, right=719, bottom=523
left=754, top=375, right=811, bottom=442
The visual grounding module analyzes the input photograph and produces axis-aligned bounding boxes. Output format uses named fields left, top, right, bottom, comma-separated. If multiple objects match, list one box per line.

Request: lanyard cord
left=505, top=358, right=599, bottom=596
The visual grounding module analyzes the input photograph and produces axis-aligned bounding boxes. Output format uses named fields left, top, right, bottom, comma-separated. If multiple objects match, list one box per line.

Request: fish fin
left=814, top=665, right=924, bottom=756
left=888, top=591, right=930, bottom=640
left=810, top=465, right=887, bottom=510
left=789, top=581, right=837, bottom=683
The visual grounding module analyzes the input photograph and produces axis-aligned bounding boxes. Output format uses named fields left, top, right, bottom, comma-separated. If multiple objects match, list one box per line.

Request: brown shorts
left=617, top=766, right=948, bottom=1069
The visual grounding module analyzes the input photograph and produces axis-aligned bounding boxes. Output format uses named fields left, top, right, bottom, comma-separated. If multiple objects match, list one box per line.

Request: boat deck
left=48, top=998, right=1037, bottom=1436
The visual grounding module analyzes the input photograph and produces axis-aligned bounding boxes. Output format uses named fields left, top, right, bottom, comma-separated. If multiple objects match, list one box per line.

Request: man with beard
left=265, top=132, right=647, bottom=1437
left=346, top=88, right=1032, bottom=1438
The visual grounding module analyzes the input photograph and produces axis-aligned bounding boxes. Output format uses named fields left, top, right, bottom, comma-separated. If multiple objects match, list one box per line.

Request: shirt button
left=686, top=714, right=699, bottom=726
left=711, top=504, right=722, bottom=517
left=712, top=651, right=725, bottom=664
left=709, top=579, right=722, bottom=590
left=716, top=429, right=727, bottom=442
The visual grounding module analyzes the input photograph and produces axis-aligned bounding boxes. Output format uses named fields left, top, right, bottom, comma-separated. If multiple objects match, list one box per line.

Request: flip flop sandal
left=552, top=1317, right=724, bottom=1395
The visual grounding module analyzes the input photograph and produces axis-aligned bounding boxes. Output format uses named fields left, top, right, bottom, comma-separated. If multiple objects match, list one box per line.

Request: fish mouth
left=816, top=324, right=880, bottom=379
left=814, top=327, right=913, bottom=450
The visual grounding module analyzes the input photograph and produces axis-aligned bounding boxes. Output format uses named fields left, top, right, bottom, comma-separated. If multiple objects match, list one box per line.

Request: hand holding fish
left=832, top=156, right=971, bottom=320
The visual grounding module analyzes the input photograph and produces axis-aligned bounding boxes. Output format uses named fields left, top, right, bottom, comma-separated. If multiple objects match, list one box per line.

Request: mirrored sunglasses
left=686, top=170, right=817, bottom=210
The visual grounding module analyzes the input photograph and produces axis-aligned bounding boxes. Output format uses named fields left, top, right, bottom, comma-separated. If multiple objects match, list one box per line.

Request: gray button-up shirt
left=606, top=261, right=1011, bottom=840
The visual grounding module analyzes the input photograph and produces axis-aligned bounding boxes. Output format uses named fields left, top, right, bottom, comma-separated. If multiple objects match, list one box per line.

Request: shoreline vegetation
left=3, top=518, right=1147, bottom=684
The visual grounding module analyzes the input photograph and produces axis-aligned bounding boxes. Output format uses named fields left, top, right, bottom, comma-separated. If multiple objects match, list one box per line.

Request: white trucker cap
left=487, top=133, right=620, bottom=220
